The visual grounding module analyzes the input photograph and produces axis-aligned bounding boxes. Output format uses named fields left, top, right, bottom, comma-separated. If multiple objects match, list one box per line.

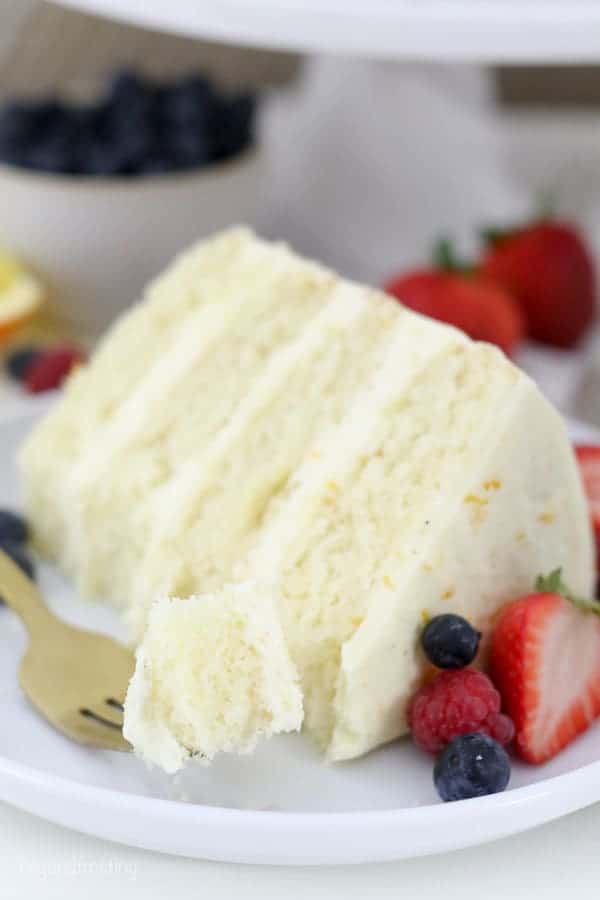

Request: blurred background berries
left=0, top=69, right=257, bottom=177
left=385, top=218, right=597, bottom=355
left=5, top=342, right=85, bottom=392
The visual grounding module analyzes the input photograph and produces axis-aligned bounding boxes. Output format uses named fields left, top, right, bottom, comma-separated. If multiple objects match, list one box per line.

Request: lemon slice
left=0, top=250, right=22, bottom=292
left=0, top=250, right=44, bottom=340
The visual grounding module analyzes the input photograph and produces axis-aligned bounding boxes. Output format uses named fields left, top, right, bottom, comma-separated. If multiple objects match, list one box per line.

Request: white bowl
left=0, top=148, right=263, bottom=335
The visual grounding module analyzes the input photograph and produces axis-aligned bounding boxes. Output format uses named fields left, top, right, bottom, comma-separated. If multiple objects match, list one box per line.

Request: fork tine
left=61, top=709, right=132, bottom=752
left=105, top=697, right=125, bottom=712
left=80, top=707, right=123, bottom=731
left=3, top=544, right=136, bottom=753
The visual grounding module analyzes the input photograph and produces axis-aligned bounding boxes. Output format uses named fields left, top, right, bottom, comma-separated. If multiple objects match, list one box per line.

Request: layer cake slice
left=19, top=228, right=595, bottom=770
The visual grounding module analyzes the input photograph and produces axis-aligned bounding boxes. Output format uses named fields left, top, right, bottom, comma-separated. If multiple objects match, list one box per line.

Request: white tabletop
left=1, top=797, right=600, bottom=899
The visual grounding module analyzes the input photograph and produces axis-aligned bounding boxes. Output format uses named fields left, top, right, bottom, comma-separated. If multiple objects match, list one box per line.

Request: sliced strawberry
left=490, top=570, right=600, bottom=764
left=575, top=445, right=600, bottom=571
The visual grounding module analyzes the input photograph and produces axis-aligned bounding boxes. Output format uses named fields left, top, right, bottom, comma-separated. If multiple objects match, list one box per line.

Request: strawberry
left=575, top=445, right=600, bottom=572
left=489, top=570, right=600, bottom=764
left=480, top=220, right=596, bottom=348
left=385, top=242, right=524, bottom=357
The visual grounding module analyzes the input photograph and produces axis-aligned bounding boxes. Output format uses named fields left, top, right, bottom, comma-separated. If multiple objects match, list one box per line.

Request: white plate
left=57, top=0, right=600, bottom=63
left=0, top=406, right=599, bottom=865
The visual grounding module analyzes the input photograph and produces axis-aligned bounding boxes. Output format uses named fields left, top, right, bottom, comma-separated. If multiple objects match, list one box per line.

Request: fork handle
left=0, top=549, right=57, bottom=636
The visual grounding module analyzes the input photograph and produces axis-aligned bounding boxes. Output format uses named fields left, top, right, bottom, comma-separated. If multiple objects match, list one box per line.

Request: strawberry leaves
left=535, top=568, right=600, bottom=617
left=431, top=238, right=472, bottom=275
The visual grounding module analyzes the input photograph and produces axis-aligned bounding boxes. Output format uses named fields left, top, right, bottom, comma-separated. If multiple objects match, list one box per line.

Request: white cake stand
left=55, top=0, right=600, bottom=62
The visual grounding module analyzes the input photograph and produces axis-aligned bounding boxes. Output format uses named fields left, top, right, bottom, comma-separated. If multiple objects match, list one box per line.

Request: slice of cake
left=21, top=227, right=335, bottom=588
left=65, top=276, right=399, bottom=607
left=123, top=581, right=303, bottom=773
left=20, top=227, right=595, bottom=770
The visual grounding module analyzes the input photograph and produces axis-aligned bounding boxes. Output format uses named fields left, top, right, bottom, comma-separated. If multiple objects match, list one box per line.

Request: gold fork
left=0, top=548, right=134, bottom=751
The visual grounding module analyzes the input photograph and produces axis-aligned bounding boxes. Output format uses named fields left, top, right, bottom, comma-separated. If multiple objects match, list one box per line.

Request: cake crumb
left=538, top=511, right=556, bottom=524
left=483, top=479, right=502, bottom=491
left=464, top=493, right=489, bottom=524
left=464, top=493, right=489, bottom=506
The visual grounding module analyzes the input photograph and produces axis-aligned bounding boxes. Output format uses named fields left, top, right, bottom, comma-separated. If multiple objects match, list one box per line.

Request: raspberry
left=24, top=344, right=84, bottom=394
left=486, top=710, right=515, bottom=746
left=408, top=669, right=514, bottom=755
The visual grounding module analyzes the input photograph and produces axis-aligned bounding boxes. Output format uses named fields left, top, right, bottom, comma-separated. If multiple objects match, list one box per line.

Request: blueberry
left=0, top=103, right=36, bottom=165
left=169, top=129, right=210, bottom=169
left=0, top=510, right=29, bottom=545
left=208, top=93, right=256, bottom=161
left=30, top=99, right=69, bottom=132
left=421, top=613, right=481, bottom=669
left=107, top=70, right=150, bottom=115
left=18, top=101, right=75, bottom=175
left=0, top=540, right=35, bottom=581
left=109, top=73, right=156, bottom=127
left=0, top=103, right=38, bottom=167
left=434, top=733, right=511, bottom=802
left=0, top=142, right=26, bottom=167
left=83, top=140, right=125, bottom=176
left=138, top=155, right=173, bottom=175
left=69, top=106, right=108, bottom=170
left=0, top=71, right=256, bottom=178
left=0, top=102, right=34, bottom=144
left=114, top=123, right=155, bottom=172
left=24, top=132, right=74, bottom=174
left=165, top=76, right=213, bottom=129
left=5, top=346, right=42, bottom=381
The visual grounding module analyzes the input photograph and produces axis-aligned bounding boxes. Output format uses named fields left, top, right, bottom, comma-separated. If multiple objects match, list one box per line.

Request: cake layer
left=123, top=581, right=303, bottom=773
left=246, top=337, right=592, bottom=759
left=20, top=228, right=260, bottom=560
left=330, top=376, right=593, bottom=760
left=62, top=247, right=333, bottom=599
left=250, top=345, right=592, bottom=759
left=126, top=285, right=404, bottom=635
left=240, top=338, right=520, bottom=751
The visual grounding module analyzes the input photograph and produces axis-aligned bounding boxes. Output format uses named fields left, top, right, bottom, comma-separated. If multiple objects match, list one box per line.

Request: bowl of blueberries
left=0, top=70, right=261, bottom=334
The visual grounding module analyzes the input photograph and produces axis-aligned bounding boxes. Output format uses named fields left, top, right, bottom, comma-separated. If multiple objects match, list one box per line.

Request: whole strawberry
left=385, top=241, right=524, bottom=357
left=480, top=220, right=596, bottom=348
left=490, top=569, right=600, bottom=764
